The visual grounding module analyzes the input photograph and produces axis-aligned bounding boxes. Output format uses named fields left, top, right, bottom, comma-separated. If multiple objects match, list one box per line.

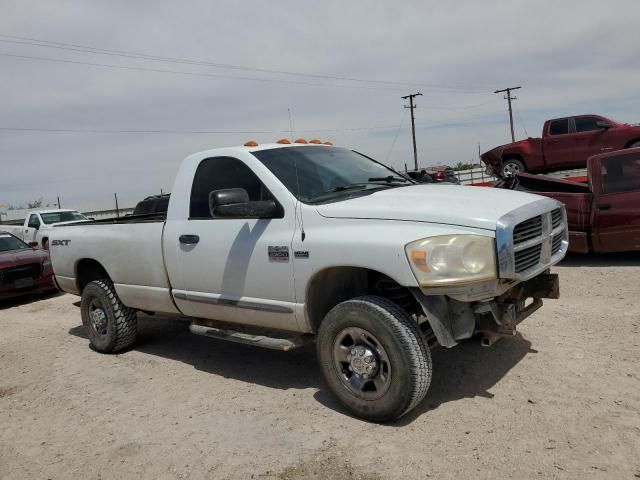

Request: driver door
left=164, top=156, right=300, bottom=332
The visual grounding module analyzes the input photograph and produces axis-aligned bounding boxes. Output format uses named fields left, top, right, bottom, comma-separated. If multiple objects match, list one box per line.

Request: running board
left=188, top=323, right=310, bottom=351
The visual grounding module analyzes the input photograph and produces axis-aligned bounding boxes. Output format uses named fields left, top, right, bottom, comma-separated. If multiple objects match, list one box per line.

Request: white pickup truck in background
left=1, top=209, right=89, bottom=249
left=49, top=142, right=568, bottom=422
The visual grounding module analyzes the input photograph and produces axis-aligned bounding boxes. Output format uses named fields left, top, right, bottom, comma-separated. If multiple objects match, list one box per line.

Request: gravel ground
left=1, top=253, right=639, bottom=479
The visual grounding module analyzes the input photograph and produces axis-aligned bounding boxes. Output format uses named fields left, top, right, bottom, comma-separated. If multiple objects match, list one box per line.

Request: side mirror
left=28, top=241, right=39, bottom=248
left=208, top=188, right=278, bottom=218
left=596, top=120, right=612, bottom=129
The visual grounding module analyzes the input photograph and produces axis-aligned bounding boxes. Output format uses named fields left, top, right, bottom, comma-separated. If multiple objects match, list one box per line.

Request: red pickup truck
left=502, top=148, right=640, bottom=253
left=482, top=114, right=640, bottom=177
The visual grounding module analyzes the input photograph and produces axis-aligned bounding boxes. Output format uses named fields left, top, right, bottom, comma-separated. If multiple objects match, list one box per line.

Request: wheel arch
left=624, top=138, right=640, bottom=149
left=75, top=258, right=112, bottom=293
left=305, top=266, right=419, bottom=333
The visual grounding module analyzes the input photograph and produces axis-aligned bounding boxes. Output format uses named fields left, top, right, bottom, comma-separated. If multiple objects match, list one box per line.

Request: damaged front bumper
left=411, top=273, right=559, bottom=348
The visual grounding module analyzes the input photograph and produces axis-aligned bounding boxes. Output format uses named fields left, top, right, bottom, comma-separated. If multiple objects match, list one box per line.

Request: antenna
left=287, top=108, right=294, bottom=142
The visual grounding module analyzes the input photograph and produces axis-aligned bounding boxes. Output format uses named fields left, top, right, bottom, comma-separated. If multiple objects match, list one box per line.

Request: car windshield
left=253, top=146, right=412, bottom=204
left=40, top=211, right=87, bottom=224
left=0, top=233, right=29, bottom=252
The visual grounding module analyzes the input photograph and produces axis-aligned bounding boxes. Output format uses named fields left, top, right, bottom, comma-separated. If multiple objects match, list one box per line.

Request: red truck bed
left=511, top=173, right=592, bottom=252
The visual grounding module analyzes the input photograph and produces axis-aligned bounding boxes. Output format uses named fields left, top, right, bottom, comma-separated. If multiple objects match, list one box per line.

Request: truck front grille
left=502, top=204, right=568, bottom=280
left=513, top=216, right=543, bottom=244
left=551, top=208, right=563, bottom=230
left=514, top=244, right=542, bottom=273
left=0, top=263, right=42, bottom=284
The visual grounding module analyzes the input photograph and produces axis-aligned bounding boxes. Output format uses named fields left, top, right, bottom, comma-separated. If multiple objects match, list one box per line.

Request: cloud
left=1, top=0, right=639, bottom=208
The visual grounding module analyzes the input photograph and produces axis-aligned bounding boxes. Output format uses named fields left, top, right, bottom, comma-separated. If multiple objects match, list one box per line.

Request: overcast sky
left=1, top=0, right=639, bottom=210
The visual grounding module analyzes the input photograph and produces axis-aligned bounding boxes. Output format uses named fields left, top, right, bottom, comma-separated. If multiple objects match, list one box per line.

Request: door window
left=548, top=119, right=569, bottom=135
left=574, top=116, right=603, bottom=133
left=601, top=154, right=640, bottom=194
left=27, top=214, right=40, bottom=229
left=189, top=157, right=279, bottom=218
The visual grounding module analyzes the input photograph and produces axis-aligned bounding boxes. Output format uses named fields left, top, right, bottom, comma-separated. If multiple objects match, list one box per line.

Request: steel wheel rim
left=502, top=162, right=521, bottom=177
left=332, top=326, right=392, bottom=400
left=88, top=298, right=108, bottom=336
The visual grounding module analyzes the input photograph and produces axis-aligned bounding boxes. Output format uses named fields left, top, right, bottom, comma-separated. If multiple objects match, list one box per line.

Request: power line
left=0, top=124, right=408, bottom=135
left=0, top=33, right=489, bottom=92
left=0, top=52, right=400, bottom=91
left=513, top=102, right=529, bottom=137
left=384, top=109, right=408, bottom=164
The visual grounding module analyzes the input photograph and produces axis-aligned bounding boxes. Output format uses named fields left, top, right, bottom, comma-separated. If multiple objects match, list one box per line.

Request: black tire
left=317, top=296, right=431, bottom=422
left=501, top=158, right=525, bottom=177
left=628, top=141, right=640, bottom=149
left=80, top=280, right=137, bottom=353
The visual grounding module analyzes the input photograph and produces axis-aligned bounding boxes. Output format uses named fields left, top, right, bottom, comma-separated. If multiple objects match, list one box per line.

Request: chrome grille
left=551, top=208, right=563, bottom=230
left=513, top=216, right=543, bottom=244
left=551, top=234, right=563, bottom=255
left=515, top=244, right=542, bottom=273
left=496, top=200, right=569, bottom=281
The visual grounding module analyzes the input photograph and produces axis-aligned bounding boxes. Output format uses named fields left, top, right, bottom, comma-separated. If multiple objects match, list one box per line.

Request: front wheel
left=80, top=280, right=138, bottom=353
left=501, top=158, right=525, bottom=177
left=317, top=296, right=431, bottom=422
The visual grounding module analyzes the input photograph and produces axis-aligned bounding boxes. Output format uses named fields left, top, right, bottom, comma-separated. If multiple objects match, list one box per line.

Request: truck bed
left=510, top=173, right=592, bottom=252
left=65, top=212, right=167, bottom=225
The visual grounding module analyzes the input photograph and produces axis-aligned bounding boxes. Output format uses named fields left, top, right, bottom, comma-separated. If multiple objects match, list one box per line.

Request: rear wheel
left=501, top=158, right=525, bottom=177
left=80, top=280, right=137, bottom=353
left=317, top=296, right=431, bottom=422
left=628, top=141, right=640, bottom=149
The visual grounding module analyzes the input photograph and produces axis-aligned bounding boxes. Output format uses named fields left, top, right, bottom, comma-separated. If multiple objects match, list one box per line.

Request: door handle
left=597, top=204, right=611, bottom=210
left=179, top=234, right=200, bottom=244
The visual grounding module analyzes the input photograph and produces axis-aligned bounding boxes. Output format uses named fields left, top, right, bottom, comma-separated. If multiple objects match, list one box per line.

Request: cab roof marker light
left=323, top=141, right=333, bottom=145
left=294, top=138, right=307, bottom=144
left=276, top=139, right=291, bottom=144
left=244, top=140, right=258, bottom=147
left=309, top=139, right=322, bottom=144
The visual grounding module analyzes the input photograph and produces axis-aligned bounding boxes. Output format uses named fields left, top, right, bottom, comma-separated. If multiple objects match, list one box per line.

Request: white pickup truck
left=50, top=142, right=568, bottom=422
left=1, top=209, right=89, bottom=249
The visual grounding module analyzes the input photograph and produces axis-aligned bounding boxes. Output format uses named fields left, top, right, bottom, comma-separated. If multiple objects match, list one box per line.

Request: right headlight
left=405, top=234, right=497, bottom=287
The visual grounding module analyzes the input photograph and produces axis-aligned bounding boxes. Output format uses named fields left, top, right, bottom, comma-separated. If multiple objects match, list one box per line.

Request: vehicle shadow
left=69, top=313, right=321, bottom=390
left=69, top=314, right=532, bottom=423
left=559, top=251, right=640, bottom=267
left=314, top=333, right=533, bottom=425
left=0, top=290, right=62, bottom=310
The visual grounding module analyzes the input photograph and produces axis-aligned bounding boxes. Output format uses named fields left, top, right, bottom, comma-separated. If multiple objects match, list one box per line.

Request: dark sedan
left=0, top=232, right=56, bottom=300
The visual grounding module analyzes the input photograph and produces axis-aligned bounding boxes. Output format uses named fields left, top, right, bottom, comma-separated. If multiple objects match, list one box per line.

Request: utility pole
left=494, top=86, right=521, bottom=143
left=57, top=196, right=61, bottom=209
left=402, top=92, right=422, bottom=170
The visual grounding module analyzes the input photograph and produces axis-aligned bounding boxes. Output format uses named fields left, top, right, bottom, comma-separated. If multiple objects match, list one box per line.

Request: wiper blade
left=368, top=175, right=409, bottom=183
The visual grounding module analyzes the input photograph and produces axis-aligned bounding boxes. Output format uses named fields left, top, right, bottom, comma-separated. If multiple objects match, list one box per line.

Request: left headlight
left=405, top=234, right=497, bottom=287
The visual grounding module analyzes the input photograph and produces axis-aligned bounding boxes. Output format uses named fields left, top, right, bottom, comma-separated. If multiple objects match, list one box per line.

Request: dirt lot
left=1, top=254, right=639, bottom=480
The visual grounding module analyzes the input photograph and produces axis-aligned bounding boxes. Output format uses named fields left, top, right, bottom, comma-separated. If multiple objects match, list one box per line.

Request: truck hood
left=315, top=184, right=548, bottom=230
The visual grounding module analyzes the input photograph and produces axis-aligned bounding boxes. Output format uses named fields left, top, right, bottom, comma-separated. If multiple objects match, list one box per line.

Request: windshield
left=40, top=211, right=87, bottom=224
left=253, top=146, right=411, bottom=204
left=0, top=233, right=30, bottom=252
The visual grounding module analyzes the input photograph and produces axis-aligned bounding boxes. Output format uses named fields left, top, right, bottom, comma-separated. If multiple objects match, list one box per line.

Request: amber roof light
left=323, top=141, right=333, bottom=146
left=244, top=140, right=258, bottom=147
left=276, top=138, right=291, bottom=144
left=309, top=139, right=322, bottom=144
left=294, top=138, right=307, bottom=144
